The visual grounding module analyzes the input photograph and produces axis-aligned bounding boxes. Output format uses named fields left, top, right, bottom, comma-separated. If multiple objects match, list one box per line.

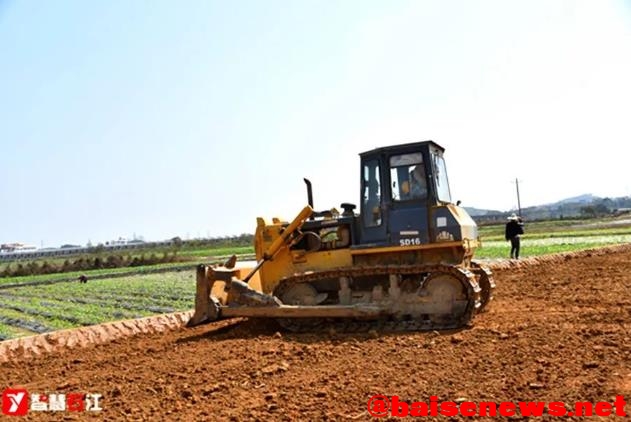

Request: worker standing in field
left=505, top=213, right=524, bottom=259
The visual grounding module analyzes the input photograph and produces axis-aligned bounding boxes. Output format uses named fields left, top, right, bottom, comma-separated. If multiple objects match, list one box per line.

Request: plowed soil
left=2, top=245, right=631, bottom=420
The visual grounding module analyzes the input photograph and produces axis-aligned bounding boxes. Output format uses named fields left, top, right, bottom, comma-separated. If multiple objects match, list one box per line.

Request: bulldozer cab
left=359, top=141, right=451, bottom=246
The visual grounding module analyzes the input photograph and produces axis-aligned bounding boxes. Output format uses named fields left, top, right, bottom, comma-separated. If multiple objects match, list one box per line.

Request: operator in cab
left=409, top=165, right=428, bottom=199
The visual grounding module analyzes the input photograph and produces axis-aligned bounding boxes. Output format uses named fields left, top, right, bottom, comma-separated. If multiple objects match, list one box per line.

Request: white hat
left=508, top=213, right=518, bottom=220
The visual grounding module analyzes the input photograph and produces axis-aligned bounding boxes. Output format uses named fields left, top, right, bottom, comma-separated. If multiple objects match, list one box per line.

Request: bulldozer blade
left=188, top=264, right=222, bottom=327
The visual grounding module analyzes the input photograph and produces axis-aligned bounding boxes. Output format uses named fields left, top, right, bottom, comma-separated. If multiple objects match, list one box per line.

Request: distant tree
left=13, top=263, right=26, bottom=277
left=593, top=203, right=610, bottom=216
left=40, top=261, right=54, bottom=274
left=171, top=237, right=183, bottom=248
left=581, top=204, right=610, bottom=218
left=62, top=260, right=72, bottom=272
left=580, top=206, right=596, bottom=218
left=601, top=197, right=614, bottom=209
left=73, top=258, right=89, bottom=271
left=106, top=255, right=121, bottom=268
left=27, top=262, right=39, bottom=275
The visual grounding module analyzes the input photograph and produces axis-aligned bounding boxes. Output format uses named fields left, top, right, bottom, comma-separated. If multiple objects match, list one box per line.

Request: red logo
left=367, top=394, right=390, bottom=417
left=67, top=393, right=86, bottom=412
left=2, top=388, right=29, bottom=416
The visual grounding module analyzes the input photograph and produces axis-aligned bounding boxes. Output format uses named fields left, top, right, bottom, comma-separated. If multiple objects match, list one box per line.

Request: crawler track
left=470, top=261, right=495, bottom=311
left=273, top=264, right=481, bottom=332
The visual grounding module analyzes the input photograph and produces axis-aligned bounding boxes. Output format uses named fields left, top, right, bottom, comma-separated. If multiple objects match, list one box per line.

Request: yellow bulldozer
left=188, top=140, right=494, bottom=332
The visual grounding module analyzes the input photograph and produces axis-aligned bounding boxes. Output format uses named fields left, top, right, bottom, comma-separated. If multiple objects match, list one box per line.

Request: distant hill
left=552, top=194, right=599, bottom=205
left=469, top=194, right=631, bottom=223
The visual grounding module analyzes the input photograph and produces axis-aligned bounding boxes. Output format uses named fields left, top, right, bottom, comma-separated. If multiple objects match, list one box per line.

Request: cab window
left=389, top=153, right=427, bottom=201
left=362, top=160, right=382, bottom=226
left=432, top=151, right=451, bottom=202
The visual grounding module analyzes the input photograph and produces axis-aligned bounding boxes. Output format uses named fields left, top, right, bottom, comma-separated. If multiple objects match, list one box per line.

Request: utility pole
left=515, top=178, right=522, bottom=217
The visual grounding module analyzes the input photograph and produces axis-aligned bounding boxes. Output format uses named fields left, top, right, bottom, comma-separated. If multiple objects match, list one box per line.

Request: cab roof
left=359, top=140, right=445, bottom=158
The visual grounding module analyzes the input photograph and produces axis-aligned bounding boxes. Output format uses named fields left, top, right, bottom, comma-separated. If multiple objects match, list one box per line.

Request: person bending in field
left=505, top=213, right=524, bottom=259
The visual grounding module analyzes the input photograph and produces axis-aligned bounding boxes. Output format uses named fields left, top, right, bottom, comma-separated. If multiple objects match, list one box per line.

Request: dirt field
left=2, top=245, right=631, bottom=420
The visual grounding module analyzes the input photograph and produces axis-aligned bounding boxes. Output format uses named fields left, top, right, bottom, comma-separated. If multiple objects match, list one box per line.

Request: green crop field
left=476, top=234, right=631, bottom=259
left=178, top=245, right=254, bottom=258
left=0, top=272, right=196, bottom=341
left=0, top=215, right=629, bottom=341
left=475, top=215, right=631, bottom=259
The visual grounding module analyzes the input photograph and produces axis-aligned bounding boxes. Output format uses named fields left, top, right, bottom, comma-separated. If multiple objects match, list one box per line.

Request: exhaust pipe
left=304, top=178, right=314, bottom=220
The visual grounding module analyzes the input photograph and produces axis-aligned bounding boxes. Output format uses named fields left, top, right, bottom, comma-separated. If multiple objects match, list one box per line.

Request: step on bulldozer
left=188, top=140, right=494, bottom=332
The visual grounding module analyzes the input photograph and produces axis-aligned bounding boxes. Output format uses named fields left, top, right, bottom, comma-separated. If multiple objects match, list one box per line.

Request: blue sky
left=1, top=0, right=630, bottom=247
